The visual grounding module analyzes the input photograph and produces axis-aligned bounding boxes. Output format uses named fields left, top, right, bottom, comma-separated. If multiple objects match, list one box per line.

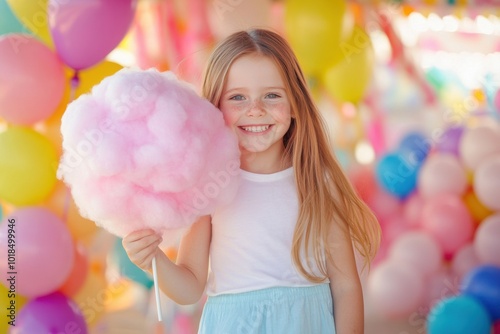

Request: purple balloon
left=436, top=126, right=464, bottom=156
left=13, top=292, right=87, bottom=333
left=49, top=0, right=136, bottom=70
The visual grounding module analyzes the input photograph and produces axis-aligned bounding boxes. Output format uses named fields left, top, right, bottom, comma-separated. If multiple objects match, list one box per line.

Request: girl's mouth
left=238, top=125, right=272, bottom=133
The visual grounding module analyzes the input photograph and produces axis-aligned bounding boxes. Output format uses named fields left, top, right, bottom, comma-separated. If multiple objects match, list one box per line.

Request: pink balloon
left=474, top=154, right=500, bottom=211
left=425, top=268, right=458, bottom=310
left=418, top=154, right=467, bottom=198
left=474, top=213, right=500, bottom=266
left=451, top=243, right=480, bottom=281
left=459, top=126, right=500, bottom=171
left=404, top=192, right=425, bottom=227
left=365, top=188, right=402, bottom=223
left=0, top=208, right=74, bottom=297
left=368, top=260, right=425, bottom=318
left=389, top=231, right=443, bottom=277
left=382, top=214, right=413, bottom=245
left=49, top=0, right=136, bottom=70
left=0, top=34, right=65, bottom=125
left=421, top=195, right=474, bottom=259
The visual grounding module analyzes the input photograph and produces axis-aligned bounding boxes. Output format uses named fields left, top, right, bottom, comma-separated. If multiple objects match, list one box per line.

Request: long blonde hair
left=202, top=29, right=380, bottom=282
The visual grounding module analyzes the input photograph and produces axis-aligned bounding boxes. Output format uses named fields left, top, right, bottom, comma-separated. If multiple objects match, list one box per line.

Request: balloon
left=365, top=189, right=401, bottom=224
left=0, top=203, right=3, bottom=221
left=0, top=282, right=27, bottom=334
left=111, top=238, right=154, bottom=290
left=427, top=296, right=491, bottom=334
left=368, top=260, right=425, bottom=318
left=0, top=208, right=75, bottom=298
left=43, top=181, right=98, bottom=245
left=381, top=214, right=412, bottom=245
left=73, top=269, right=108, bottom=327
left=49, top=0, right=136, bottom=70
left=463, top=190, right=493, bottom=224
left=375, top=152, right=418, bottom=199
left=421, top=194, right=474, bottom=258
left=474, top=213, right=500, bottom=266
left=59, top=243, right=89, bottom=297
left=6, top=0, right=53, bottom=46
left=451, top=244, right=480, bottom=281
left=436, top=126, right=464, bottom=156
left=14, top=292, right=87, bottom=334
left=398, top=132, right=430, bottom=167
left=389, top=231, right=443, bottom=277
left=426, top=269, right=457, bottom=309
left=285, top=0, right=350, bottom=76
left=403, top=193, right=425, bottom=227
left=323, top=26, right=374, bottom=103
left=0, top=34, right=65, bottom=124
left=418, top=154, right=468, bottom=198
left=349, top=165, right=377, bottom=202
left=459, top=126, right=500, bottom=171
left=461, top=265, right=500, bottom=321
left=0, top=0, right=30, bottom=35
left=0, top=127, right=58, bottom=205
left=74, top=61, right=124, bottom=98
left=474, top=154, right=500, bottom=211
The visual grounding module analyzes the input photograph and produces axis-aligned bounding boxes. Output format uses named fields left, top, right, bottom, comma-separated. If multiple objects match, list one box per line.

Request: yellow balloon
left=0, top=127, right=58, bottom=205
left=74, top=61, right=124, bottom=98
left=6, top=0, right=53, bottom=48
left=0, top=282, right=28, bottom=334
left=285, top=0, right=351, bottom=76
left=323, top=26, right=375, bottom=103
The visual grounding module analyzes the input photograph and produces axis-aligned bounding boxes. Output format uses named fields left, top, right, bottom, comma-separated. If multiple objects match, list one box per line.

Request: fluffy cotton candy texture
left=58, top=68, right=240, bottom=238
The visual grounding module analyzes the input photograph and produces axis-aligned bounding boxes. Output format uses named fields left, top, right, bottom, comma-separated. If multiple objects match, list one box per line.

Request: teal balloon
left=375, top=152, right=419, bottom=199
left=334, top=149, right=350, bottom=170
left=0, top=204, right=3, bottom=221
left=0, top=0, right=31, bottom=35
left=427, top=296, right=491, bottom=334
left=112, top=238, right=154, bottom=289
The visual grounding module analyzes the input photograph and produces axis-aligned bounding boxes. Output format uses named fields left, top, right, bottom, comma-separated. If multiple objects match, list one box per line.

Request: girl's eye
left=229, top=95, right=245, bottom=101
left=266, top=93, right=280, bottom=99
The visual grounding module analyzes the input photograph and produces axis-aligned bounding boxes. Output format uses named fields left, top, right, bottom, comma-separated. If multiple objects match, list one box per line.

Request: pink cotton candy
left=57, top=68, right=240, bottom=238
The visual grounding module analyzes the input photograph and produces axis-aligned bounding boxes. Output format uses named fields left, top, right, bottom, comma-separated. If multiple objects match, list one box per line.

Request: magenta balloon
left=0, top=34, right=65, bottom=125
left=0, top=208, right=74, bottom=297
left=14, top=292, right=87, bottom=333
left=49, top=0, right=136, bottom=70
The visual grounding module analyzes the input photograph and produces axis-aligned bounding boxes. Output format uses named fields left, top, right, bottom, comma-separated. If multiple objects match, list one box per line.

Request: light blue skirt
left=198, top=284, right=336, bottom=334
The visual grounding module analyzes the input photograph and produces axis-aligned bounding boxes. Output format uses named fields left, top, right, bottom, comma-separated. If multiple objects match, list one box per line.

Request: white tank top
left=206, top=167, right=326, bottom=296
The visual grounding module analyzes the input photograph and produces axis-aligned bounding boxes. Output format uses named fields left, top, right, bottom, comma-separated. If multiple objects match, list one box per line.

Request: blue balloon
left=375, top=152, right=418, bottom=199
left=112, top=238, right=154, bottom=289
left=0, top=0, right=31, bottom=35
left=461, top=265, right=500, bottom=321
left=398, top=132, right=430, bottom=167
left=427, top=296, right=491, bottom=334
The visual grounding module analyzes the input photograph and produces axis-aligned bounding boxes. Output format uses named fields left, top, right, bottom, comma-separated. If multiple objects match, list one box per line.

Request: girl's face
left=219, top=54, right=292, bottom=157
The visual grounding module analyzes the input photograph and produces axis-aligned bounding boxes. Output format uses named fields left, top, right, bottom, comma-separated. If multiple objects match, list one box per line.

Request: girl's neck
left=239, top=145, right=291, bottom=174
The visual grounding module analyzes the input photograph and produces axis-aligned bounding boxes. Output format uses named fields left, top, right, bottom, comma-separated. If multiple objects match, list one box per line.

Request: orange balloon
left=43, top=181, right=98, bottom=245
left=463, top=190, right=493, bottom=224
left=59, top=243, right=89, bottom=297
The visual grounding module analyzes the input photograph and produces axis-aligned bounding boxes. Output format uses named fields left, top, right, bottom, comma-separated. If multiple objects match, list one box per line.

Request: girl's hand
left=122, top=229, right=163, bottom=271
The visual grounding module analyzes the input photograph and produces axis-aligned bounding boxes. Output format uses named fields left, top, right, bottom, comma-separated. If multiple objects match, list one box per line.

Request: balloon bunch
left=349, top=122, right=500, bottom=324
left=0, top=1, right=136, bottom=333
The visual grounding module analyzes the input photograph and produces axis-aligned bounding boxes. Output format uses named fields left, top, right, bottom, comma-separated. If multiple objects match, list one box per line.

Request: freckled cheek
left=221, top=106, right=242, bottom=126
left=268, top=102, right=292, bottom=122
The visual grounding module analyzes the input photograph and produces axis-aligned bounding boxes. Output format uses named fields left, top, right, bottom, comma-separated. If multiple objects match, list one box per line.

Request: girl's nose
left=246, top=99, right=265, bottom=117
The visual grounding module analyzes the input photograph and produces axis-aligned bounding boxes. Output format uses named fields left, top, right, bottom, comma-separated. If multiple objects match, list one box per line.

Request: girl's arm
left=122, top=215, right=212, bottom=305
left=326, top=219, right=364, bottom=334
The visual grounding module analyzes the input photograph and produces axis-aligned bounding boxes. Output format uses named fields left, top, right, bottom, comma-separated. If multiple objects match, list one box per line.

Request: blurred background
left=1, top=0, right=500, bottom=333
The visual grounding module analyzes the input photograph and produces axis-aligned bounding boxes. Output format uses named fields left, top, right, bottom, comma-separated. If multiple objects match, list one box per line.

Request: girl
left=123, top=29, right=380, bottom=333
